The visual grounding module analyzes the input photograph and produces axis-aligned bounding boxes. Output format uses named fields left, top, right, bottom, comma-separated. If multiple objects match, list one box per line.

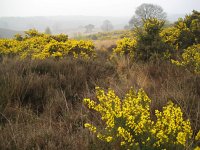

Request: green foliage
left=113, top=19, right=171, bottom=61
left=144, top=18, right=164, bottom=35
left=172, top=44, right=200, bottom=73
left=84, top=87, right=199, bottom=149
left=135, top=18, right=171, bottom=61
left=160, top=20, right=194, bottom=51
left=0, top=29, right=95, bottom=60
left=159, top=10, right=200, bottom=72
left=161, top=10, right=200, bottom=51
left=115, top=11, right=200, bottom=62
left=184, top=10, right=200, bottom=43
left=160, top=26, right=181, bottom=51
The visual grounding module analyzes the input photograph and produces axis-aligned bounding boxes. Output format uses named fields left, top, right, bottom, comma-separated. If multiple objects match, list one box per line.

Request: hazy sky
left=0, top=0, right=200, bottom=17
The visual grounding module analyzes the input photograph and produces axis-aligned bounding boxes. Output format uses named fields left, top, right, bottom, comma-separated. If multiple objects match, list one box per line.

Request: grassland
left=0, top=45, right=199, bottom=149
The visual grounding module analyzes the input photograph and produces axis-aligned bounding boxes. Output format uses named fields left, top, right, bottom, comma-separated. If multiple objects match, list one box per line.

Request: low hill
left=0, top=16, right=130, bottom=36
left=0, top=28, right=21, bottom=38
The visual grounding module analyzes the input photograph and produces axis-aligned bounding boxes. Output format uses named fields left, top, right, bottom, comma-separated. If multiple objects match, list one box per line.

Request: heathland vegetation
left=0, top=4, right=199, bottom=150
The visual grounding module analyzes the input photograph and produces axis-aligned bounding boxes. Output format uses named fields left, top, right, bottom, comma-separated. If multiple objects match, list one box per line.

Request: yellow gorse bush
left=0, top=39, right=20, bottom=56
left=143, top=18, right=164, bottom=35
left=113, top=37, right=137, bottom=58
left=84, top=87, right=198, bottom=149
left=161, top=10, right=200, bottom=52
left=160, top=26, right=181, bottom=51
left=172, top=44, right=200, bottom=74
left=160, top=20, right=194, bottom=51
left=0, top=29, right=95, bottom=60
left=113, top=18, right=170, bottom=61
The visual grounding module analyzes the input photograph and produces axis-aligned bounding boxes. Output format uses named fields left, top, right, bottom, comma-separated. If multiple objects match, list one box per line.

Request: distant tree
left=129, top=3, right=167, bottom=28
left=45, top=27, right=52, bottom=34
left=101, top=20, right=114, bottom=32
left=85, top=24, right=95, bottom=33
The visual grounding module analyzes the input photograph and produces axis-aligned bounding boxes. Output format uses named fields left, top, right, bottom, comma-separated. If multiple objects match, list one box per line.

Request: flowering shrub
left=172, top=44, right=200, bottom=74
left=0, top=29, right=95, bottom=60
left=113, top=37, right=136, bottom=58
left=135, top=18, right=171, bottom=61
left=143, top=18, right=164, bottom=35
left=50, top=34, right=68, bottom=42
left=0, top=39, right=20, bottom=57
left=84, top=87, right=199, bottom=149
left=160, top=26, right=182, bottom=51
left=113, top=11, right=199, bottom=61
left=65, top=40, right=95, bottom=59
left=160, top=10, right=200, bottom=52
left=112, top=18, right=170, bottom=61
left=160, top=21, right=194, bottom=51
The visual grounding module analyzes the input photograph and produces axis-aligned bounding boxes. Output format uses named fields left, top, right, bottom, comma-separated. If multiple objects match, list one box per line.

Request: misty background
left=0, top=0, right=199, bottom=38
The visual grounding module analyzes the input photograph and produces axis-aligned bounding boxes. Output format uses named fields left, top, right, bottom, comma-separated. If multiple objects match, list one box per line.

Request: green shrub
left=160, top=10, right=200, bottom=52
left=172, top=44, right=200, bottom=74
left=135, top=18, right=170, bottom=61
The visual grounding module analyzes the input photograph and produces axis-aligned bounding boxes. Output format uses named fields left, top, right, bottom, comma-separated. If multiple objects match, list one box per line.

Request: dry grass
left=94, top=39, right=117, bottom=52
left=0, top=54, right=199, bottom=149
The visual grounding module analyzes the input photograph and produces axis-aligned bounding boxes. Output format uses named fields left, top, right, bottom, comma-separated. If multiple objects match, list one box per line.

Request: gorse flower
left=172, top=44, right=200, bottom=74
left=113, top=37, right=136, bottom=58
left=84, top=123, right=97, bottom=133
left=84, top=87, right=198, bottom=149
left=0, top=29, right=95, bottom=60
left=152, top=101, right=192, bottom=148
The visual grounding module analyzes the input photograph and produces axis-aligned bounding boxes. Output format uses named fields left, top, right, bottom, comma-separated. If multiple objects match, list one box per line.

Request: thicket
left=172, top=44, right=200, bottom=74
left=0, top=29, right=95, bottom=60
left=113, top=10, right=200, bottom=73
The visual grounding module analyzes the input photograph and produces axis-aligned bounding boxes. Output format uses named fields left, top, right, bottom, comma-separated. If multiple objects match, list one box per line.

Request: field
left=0, top=11, right=200, bottom=150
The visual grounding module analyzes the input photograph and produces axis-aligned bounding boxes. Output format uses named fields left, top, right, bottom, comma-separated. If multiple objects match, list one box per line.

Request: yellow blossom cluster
left=153, top=102, right=192, bottom=148
left=144, top=18, right=164, bottom=35
left=0, top=29, right=95, bottom=60
left=84, top=87, right=199, bottom=149
left=160, top=20, right=192, bottom=51
left=113, top=37, right=136, bottom=58
left=172, top=44, right=200, bottom=74
left=113, top=18, right=170, bottom=61
left=160, top=26, right=181, bottom=51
